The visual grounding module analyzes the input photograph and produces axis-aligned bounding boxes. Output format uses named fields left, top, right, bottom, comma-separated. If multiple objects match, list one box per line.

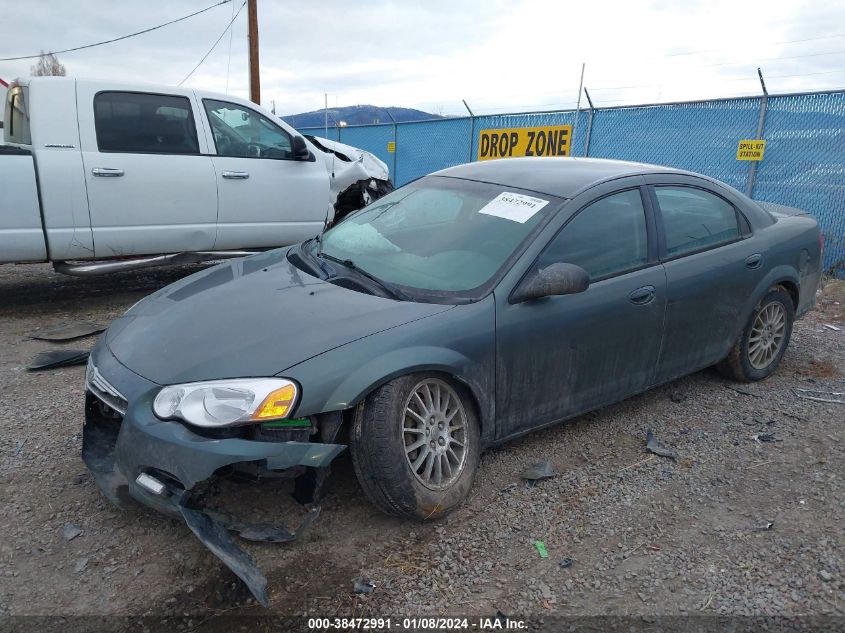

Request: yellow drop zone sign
left=478, top=125, right=572, bottom=161
left=737, top=139, right=766, bottom=161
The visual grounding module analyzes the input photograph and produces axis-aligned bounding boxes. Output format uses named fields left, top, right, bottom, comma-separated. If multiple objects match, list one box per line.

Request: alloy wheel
left=748, top=302, right=787, bottom=369
left=402, top=379, right=468, bottom=490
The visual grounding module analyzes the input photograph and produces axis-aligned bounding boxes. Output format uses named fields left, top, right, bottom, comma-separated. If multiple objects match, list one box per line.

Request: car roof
left=433, top=157, right=686, bottom=198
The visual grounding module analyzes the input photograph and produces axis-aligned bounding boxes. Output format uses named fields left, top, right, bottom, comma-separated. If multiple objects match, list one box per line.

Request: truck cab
left=1, top=77, right=389, bottom=270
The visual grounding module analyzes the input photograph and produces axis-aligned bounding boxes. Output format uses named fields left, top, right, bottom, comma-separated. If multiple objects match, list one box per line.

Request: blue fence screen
left=298, top=90, right=845, bottom=274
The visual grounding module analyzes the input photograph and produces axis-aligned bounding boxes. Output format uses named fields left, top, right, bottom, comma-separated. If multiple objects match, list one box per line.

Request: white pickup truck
left=1, top=77, right=391, bottom=274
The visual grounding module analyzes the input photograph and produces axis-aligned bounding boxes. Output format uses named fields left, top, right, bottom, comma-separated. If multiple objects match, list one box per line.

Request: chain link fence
left=298, top=89, right=845, bottom=275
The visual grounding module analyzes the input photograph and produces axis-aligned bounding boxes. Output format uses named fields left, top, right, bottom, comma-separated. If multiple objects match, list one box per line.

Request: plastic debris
left=724, top=385, right=763, bottom=398
left=62, top=524, right=82, bottom=541
left=534, top=541, right=549, bottom=558
left=753, top=521, right=774, bottom=531
left=27, top=349, right=89, bottom=371
left=795, top=388, right=845, bottom=404
left=353, top=578, right=376, bottom=594
left=822, top=323, right=841, bottom=332
left=521, top=461, right=555, bottom=482
left=204, top=506, right=320, bottom=543
left=559, top=558, right=574, bottom=569
left=179, top=505, right=269, bottom=607
left=31, top=320, right=105, bottom=341
left=752, top=433, right=781, bottom=443
left=646, top=429, right=677, bottom=460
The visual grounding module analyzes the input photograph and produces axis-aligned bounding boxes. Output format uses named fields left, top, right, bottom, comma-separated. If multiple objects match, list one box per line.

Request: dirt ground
left=0, top=263, right=842, bottom=629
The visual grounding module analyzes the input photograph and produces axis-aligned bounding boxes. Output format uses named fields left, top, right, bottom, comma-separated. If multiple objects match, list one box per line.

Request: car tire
left=717, top=286, right=794, bottom=382
left=350, top=373, right=480, bottom=520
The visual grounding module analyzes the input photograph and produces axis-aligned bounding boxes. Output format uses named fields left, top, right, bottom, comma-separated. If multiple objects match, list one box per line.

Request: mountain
left=282, top=105, right=442, bottom=128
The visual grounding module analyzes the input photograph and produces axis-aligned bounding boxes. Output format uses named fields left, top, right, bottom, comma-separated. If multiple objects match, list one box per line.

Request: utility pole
left=247, top=0, right=260, bottom=104
left=571, top=62, right=585, bottom=156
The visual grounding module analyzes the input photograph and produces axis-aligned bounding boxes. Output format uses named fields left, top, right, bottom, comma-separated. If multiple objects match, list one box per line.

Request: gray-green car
left=83, top=157, right=822, bottom=605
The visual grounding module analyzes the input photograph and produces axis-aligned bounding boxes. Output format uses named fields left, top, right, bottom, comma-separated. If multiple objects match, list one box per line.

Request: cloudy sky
left=2, top=0, right=844, bottom=116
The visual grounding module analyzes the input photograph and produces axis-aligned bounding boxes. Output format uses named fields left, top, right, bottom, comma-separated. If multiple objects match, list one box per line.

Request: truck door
left=77, top=87, right=217, bottom=257
left=198, top=97, right=329, bottom=250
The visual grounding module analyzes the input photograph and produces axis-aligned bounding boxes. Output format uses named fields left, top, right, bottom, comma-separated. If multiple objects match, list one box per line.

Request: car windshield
left=318, top=176, right=558, bottom=296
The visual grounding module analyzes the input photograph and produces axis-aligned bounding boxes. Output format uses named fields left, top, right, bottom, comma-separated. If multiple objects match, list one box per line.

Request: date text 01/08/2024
left=306, top=617, right=527, bottom=630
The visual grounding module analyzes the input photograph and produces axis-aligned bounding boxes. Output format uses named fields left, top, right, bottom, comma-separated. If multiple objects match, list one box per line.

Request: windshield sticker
left=478, top=192, right=549, bottom=223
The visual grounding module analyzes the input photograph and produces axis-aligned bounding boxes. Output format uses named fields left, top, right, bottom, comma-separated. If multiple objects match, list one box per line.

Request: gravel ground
left=0, top=263, right=842, bottom=628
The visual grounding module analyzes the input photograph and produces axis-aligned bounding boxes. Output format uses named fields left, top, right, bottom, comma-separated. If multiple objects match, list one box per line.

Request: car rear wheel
left=717, top=286, right=794, bottom=382
left=350, top=373, right=480, bottom=520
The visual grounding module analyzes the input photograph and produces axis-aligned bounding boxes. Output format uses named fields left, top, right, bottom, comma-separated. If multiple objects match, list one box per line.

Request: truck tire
left=350, top=373, right=480, bottom=520
left=717, top=286, right=794, bottom=382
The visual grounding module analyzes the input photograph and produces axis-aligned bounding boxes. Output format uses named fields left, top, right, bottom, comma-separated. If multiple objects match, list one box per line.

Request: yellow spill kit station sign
left=387, top=141, right=396, bottom=153
left=478, top=125, right=572, bottom=161
left=737, top=139, right=766, bottom=161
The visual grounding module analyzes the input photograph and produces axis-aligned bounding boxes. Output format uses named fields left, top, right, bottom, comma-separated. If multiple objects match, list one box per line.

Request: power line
left=0, top=0, right=232, bottom=61
left=179, top=0, right=247, bottom=87
left=703, top=48, right=845, bottom=69
left=661, top=31, right=845, bottom=59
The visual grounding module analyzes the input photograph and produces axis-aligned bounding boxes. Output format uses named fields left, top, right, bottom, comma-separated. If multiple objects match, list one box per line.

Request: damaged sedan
left=83, top=157, right=822, bottom=605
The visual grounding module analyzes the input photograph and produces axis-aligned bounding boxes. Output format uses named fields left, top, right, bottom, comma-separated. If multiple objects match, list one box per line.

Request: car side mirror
left=291, top=135, right=310, bottom=160
left=510, top=263, right=590, bottom=303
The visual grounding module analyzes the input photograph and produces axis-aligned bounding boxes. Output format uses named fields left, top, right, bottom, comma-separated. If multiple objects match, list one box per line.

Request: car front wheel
left=350, top=373, right=480, bottom=520
left=718, top=286, right=794, bottom=382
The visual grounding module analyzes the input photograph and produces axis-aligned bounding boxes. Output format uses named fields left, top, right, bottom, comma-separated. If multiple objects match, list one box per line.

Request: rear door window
left=654, top=186, right=740, bottom=257
left=94, top=92, right=199, bottom=154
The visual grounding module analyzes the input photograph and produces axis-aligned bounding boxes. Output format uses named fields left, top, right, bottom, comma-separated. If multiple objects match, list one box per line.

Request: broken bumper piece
left=81, top=343, right=345, bottom=607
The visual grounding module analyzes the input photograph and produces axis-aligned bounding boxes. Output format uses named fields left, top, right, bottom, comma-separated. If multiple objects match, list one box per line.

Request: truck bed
left=0, top=147, right=46, bottom=262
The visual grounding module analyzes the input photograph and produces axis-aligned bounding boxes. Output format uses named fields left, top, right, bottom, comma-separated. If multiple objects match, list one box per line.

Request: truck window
left=94, top=92, right=199, bottom=155
left=5, top=88, right=32, bottom=145
left=203, top=99, right=293, bottom=160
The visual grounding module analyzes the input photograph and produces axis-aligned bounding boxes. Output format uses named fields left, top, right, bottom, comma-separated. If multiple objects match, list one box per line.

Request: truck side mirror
left=291, top=136, right=310, bottom=160
left=510, top=263, right=590, bottom=304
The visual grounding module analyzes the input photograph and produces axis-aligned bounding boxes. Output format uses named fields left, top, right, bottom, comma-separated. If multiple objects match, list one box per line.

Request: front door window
left=203, top=99, right=293, bottom=159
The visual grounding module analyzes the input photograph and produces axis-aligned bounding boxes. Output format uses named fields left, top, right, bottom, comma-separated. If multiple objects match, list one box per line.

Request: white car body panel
left=306, top=136, right=390, bottom=202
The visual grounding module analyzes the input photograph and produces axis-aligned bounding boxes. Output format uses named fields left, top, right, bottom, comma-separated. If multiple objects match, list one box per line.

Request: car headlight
left=152, top=378, right=298, bottom=428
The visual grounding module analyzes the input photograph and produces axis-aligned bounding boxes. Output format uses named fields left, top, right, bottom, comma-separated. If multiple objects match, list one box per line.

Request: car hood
left=106, top=249, right=451, bottom=385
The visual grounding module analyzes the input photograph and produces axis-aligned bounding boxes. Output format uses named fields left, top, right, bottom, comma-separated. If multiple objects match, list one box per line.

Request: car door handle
left=745, top=253, right=763, bottom=269
left=92, top=168, right=124, bottom=177
left=628, top=285, right=656, bottom=305
left=222, top=171, right=250, bottom=179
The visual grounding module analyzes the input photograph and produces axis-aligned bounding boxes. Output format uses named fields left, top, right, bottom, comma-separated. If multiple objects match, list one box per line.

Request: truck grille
left=85, top=358, right=128, bottom=415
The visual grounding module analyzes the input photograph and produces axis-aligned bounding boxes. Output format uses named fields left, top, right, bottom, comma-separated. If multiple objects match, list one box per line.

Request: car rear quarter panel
left=281, top=297, right=497, bottom=443
left=732, top=212, right=821, bottom=341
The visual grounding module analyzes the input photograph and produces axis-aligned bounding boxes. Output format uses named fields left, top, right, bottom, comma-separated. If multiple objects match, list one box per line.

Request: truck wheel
left=717, top=286, right=794, bottom=382
left=350, top=374, right=480, bottom=520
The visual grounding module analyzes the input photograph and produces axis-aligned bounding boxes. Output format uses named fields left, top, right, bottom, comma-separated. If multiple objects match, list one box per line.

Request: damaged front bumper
left=81, top=342, right=345, bottom=606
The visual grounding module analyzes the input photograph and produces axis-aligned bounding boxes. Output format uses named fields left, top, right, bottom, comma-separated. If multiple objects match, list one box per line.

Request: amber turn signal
left=252, top=383, right=297, bottom=420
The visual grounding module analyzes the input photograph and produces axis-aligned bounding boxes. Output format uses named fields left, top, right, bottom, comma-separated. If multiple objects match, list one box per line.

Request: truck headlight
left=152, top=378, right=298, bottom=428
